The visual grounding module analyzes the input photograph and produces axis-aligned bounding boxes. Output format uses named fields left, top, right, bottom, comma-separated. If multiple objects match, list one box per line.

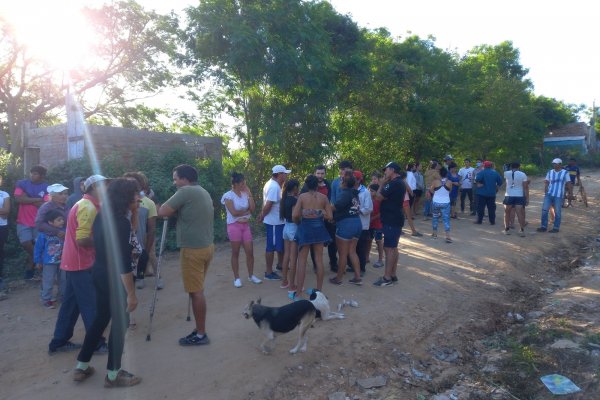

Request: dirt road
left=1, top=171, right=598, bottom=400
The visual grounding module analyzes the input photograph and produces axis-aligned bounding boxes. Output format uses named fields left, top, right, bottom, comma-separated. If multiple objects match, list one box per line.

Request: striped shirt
left=545, top=169, right=569, bottom=198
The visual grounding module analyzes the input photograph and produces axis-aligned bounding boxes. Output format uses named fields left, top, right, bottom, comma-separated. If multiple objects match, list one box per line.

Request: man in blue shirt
left=474, top=161, right=503, bottom=225
left=538, top=158, right=571, bottom=233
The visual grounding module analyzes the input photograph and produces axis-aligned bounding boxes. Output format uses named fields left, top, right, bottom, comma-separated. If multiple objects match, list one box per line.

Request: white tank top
left=432, top=179, right=451, bottom=204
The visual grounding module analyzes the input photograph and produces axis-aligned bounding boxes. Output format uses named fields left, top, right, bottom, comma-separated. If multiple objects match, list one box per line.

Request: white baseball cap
left=551, top=158, right=562, bottom=164
left=47, top=183, right=69, bottom=194
left=84, top=175, right=108, bottom=191
left=272, top=165, right=291, bottom=174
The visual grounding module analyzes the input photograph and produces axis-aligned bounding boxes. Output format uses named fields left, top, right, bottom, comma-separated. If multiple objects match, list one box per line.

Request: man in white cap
left=35, top=183, right=69, bottom=239
left=49, top=175, right=108, bottom=354
left=257, top=165, right=290, bottom=280
left=537, top=158, right=571, bottom=233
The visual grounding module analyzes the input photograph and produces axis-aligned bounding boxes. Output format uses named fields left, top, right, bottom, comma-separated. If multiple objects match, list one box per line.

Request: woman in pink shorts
left=221, top=173, right=261, bottom=288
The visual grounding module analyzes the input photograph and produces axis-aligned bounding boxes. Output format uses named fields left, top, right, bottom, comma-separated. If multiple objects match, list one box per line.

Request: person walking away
left=537, top=158, right=571, bottom=233
left=429, top=168, right=453, bottom=243
left=72, top=178, right=141, bottom=387
left=15, top=165, right=49, bottom=280
left=502, top=162, right=529, bottom=237
left=34, top=209, right=66, bottom=308
left=0, top=176, right=9, bottom=300
left=159, top=164, right=215, bottom=346
left=373, top=162, right=406, bottom=287
left=221, top=172, right=261, bottom=288
left=458, top=159, right=475, bottom=214
left=292, top=175, right=332, bottom=297
left=258, top=165, right=291, bottom=280
left=368, top=184, right=384, bottom=268
left=48, top=175, right=109, bottom=354
left=474, top=161, right=503, bottom=225
left=280, top=179, right=299, bottom=293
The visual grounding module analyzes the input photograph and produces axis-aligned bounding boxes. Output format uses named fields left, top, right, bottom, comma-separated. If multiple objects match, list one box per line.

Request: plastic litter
left=540, top=374, right=581, bottom=395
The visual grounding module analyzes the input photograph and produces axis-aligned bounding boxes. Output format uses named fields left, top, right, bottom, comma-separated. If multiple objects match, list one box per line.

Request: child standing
left=34, top=209, right=65, bottom=308
left=368, top=184, right=384, bottom=268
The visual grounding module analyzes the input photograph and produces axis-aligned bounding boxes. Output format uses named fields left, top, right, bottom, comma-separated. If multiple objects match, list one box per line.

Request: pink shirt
left=14, top=186, right=49, bottom=227
left=60, top=194, right=100, bottom=271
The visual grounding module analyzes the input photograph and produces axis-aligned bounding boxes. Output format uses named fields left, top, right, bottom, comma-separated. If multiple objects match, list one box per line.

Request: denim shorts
left=369, top=228, right=383, bottom=241
left=283, top=222, right=298, bottom=241
left=335, top=217, right=362, bottom=240
left=382, top=224, right=402, bottom=248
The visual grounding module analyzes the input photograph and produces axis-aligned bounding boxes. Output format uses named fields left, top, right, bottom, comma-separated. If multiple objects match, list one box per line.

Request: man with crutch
left=158, top=164, right=214, bottom=346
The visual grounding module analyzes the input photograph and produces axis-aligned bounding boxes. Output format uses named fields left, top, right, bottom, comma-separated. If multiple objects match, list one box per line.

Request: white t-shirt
left=504, top=170, right=528, bottom=197
left=0, top=191, right=8, bottom=226
left=221, top=190, right=251, bottom=224
left=406, top=171, right=417, bottom=191
left=262, top=179, right=283, bottom=225
left=458, top=167, right=475, bottom=189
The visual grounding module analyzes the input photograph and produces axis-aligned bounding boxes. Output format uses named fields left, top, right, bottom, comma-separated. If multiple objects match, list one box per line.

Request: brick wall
left=25, top=124, right=222, bottom=170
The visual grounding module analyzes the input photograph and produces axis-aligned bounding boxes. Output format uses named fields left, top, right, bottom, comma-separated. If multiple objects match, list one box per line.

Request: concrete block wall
left=25, top=124, right=222, bottom=170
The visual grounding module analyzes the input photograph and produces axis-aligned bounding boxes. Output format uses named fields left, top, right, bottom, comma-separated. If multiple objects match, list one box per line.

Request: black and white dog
left=243, top=298, right=316, bottom=354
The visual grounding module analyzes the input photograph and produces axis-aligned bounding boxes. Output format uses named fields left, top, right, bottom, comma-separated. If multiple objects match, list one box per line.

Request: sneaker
left=42, top=300, right=56, bottom=309
left=328, top=277, right=343, bottom=286
left=104, top=370, right=141, bottom=388
left=95, top=342, right=109, bottom=355
left=233, top=278, right=242, bottom=288
left=136, top=279, right=145, bottom=289
left=288, top=291, right=297, bottom=301
left=431, top=233, right=437, bottom=239
left=73, top=366, right=95, bottom=382
left=156, top=278, right=165, bottom=290
left=49, top=341, right=82, bottom=354
left=536, top=227, right=547, bottom=232
left=373, top=277, right=393, bottom=287
left=275, top=263, right=282, bottom=271
left=179, top=333, right=210, bottom=346
left=391, top=276, right=399, bottom=284
left=411, top=232, right=423, bottom=237
left=264, top=272, right=281, bottom=281
left=445, top=237, right=453, bottom=243
left=248, top=275, right=262, bottom=284
left=373, top=260, right=384, bottom=268
left=502, top=229, right=510, bottom=235
left=279, top=281, right=289, bottom=289
left=348, top=277, right=363, bottom=286
left=549, top=228, right=560, bottom=233
left=519, top=229, right=526, bottom=237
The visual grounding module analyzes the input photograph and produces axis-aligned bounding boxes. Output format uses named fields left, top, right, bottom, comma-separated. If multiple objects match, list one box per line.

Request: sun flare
left=1, top=1, right=97, bottom=73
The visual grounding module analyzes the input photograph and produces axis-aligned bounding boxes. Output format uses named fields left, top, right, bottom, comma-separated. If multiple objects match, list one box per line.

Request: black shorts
left=502, top=196, right=525, bottom=206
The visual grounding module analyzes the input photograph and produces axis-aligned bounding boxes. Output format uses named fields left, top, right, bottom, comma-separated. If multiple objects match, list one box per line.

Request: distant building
left=543, top=122, right=597, bottom=154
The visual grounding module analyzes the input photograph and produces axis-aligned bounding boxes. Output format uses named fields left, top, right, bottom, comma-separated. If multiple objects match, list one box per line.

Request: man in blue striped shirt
left=537, top=158, right=572, bottom=233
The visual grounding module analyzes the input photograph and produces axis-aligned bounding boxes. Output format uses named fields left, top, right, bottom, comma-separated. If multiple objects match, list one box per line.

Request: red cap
left=352, top=170, right=363, bottom=182
left=483, top=161, right=493, bottom=168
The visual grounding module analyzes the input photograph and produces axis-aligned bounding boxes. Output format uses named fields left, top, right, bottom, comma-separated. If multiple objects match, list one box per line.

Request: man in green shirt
left=159, top=164, right=214, bottom=346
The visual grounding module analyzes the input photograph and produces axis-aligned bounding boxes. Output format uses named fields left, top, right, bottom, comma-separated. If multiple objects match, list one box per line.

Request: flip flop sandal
left=329, top=277, right=343, bottom=286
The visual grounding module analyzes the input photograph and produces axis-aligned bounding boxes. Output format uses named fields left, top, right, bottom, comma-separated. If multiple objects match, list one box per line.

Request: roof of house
left=545, top=122, right=590, bottom=138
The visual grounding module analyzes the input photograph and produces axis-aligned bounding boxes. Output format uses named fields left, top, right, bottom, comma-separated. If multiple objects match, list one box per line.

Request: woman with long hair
left=221, top=172, right=260, bottom=287
left=329, top=172, right=362, bottom=286
left=280, top=179, right=299, bottom=294
left=430, top=167, right=453, bottom=243
left=72, top=178, right=141, bottom=387
left=292, top=174, right=332, bottom=298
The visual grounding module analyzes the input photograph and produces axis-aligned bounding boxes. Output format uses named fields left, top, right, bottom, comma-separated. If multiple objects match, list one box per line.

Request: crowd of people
left=221, top=156, right=581, bottom=295
left=0, top=155, right=583, bottom=389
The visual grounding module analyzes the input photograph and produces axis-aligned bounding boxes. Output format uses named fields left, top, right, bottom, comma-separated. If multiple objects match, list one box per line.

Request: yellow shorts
left=180, top=245, right=214, bottom=293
